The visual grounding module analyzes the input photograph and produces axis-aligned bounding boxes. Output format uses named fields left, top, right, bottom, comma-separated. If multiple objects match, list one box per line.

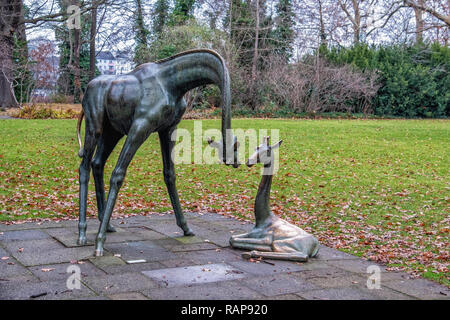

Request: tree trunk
left=73, top=27, right=81, bottom=102
left=89, top=0, right=97, bottom=81
left=414, top=0, right=424, bottom=44
left=251, top=0, right=260, bottom=110
left=72, top=0, right=81, bottom=102
left=318, top=0, right=327, bottom=47
left=352, top=0, right=361, bottom=44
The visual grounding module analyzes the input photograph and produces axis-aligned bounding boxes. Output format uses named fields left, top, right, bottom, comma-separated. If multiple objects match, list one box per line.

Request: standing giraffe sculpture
left=230, top=136, right=320, bottom=262
left=76, top=49, right=240, bottom=256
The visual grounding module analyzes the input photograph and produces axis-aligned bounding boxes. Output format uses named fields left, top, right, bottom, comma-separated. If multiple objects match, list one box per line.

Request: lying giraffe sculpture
left=230, top=136, right=320, bottom=262
left=76, top=49, right=240, bottom=256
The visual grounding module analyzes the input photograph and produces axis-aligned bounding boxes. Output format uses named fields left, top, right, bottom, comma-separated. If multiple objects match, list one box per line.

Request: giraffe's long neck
left=157, top=51, right=231, bottom=160
left=254, top=163, right=275, bottom=227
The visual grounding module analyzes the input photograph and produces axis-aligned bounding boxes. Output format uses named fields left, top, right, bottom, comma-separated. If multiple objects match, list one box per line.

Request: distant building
left=97, top=51, right=133, bottom=75
left=115, top=52, right=134, bottom=74
left=97, top=51, right=116, bottom=75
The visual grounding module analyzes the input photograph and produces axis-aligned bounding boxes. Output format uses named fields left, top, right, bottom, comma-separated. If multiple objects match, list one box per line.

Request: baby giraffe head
left=246, top=136, right=282, bottom=167
left=208, top=135, right=241, bottom=168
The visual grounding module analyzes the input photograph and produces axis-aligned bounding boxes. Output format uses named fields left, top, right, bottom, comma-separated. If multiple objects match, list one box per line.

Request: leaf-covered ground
left=0, top=119, right=448, bottom=285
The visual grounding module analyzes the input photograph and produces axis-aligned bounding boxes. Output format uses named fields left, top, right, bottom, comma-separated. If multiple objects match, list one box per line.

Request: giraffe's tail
left=77, top=109, right=84, bottom=158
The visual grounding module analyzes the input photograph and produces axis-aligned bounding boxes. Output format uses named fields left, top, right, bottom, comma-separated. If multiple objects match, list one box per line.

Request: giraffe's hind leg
left=95, top=118, right=154, bottom=256
left=92, top=123, right=123, bottom=233
left=78, top=118, right=99, bottom=245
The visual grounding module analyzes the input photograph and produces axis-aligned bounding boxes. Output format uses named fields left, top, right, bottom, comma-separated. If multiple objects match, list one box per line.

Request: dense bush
left=15, top=104, right=78, bottom=119
left=323, top=43, right=450, bottom=118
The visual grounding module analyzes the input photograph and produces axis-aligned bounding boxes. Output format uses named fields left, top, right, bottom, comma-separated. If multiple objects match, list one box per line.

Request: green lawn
left=0, top=118, right=448, bottom=285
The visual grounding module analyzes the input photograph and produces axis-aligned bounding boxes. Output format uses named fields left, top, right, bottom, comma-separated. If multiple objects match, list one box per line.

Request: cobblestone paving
left=1, top=212, right=449, bottom=300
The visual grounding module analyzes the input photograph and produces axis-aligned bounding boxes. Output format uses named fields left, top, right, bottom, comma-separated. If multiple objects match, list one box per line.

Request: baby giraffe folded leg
left=242, top=250, right=309, bottom=262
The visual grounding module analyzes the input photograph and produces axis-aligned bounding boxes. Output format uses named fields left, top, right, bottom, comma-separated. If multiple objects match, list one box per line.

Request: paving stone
left=89, top=256, right=126, bottom=271
left=0, top=258, right=32, bottom=278
left=173, top=248, right=242, bottom=265
left=44, top=227, right=76, bottom=237
left=374, top=271, right=416, bottom=282
left=152, top=237, right=182, bottom=248
left=0, top=246, right=33, bottom=278
left=159, top=258, right=198, bottom=268
left=184, top=211, right=233, bottom=222
left=105, top=241, right=176, bottom=262
left=70, top=295, right=110, bottom=300
left=4, top=238, right=94, bottom=266
left=190, top=218, right=251, bottom=233
left=297, top=285, right=415, bottom=300
left=142, top=263, right=248, bottom=287
left=314, top=246, right=360, bottom=261
left=371, top=286, right=419, bottom=300
left=145, top=221, right=186, bottom=237
left=0, top=274, right=40, bottom=285
left=173, top=235, right=204, bottom=244
left=169, top=242, right=220, bottom=252
left=124, top=227, right=167, bottom=241
left=142, top=279, right=263, bottom=300
left=188, top=220, right=229, bottom=232
left=190, top=226, right=235, bottom=247
left=242, top=273, right=318, bottom=297
left=47, top=227, right=145, bottom=248
left=256, top=293, right=303, bottom=300
left=100, top=261, right=165, bottom=274
left=108, top=292, right=149, bottom=300
left=120, top=214, right=175, bottom=226
left=291, top=268, right=362, bottom=289
left=0, top=279, right=95, bottom=300
left=0, top=221, right=65, bottom=232
left=298, top=286, right=381, bottom=300
left=227, top=259, right=305, bottom=276
left=82, top=272, right=160, bottom=294
left=304, top=272, right=368, bottom=289
left=28, top=261, right=106, bottom=281
left=383, top=278, right=450, bottom=300
left=0, top=229, right=51, bottom=242
left=325, top=258, right=388, bottom=274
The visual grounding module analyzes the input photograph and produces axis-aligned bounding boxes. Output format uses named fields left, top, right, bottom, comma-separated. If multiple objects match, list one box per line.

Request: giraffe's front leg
left=95, top=119, right=153, bottom=256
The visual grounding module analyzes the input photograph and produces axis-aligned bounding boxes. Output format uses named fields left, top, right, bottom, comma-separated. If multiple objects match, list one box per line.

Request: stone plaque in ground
left=141, top=263, right=248, bottom=287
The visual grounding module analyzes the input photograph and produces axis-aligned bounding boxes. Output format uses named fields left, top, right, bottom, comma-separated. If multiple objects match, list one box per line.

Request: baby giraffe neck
left=254, top=163, right=274, bottom=227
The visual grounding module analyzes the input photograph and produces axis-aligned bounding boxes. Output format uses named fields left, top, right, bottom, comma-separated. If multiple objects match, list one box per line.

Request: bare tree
left=0, top=0, right=107, bottom=108
left=404, top=0, right=450, bottom=26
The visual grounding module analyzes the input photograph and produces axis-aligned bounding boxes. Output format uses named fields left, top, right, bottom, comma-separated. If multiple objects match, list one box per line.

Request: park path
left=0, top=212, right=448, bottom=300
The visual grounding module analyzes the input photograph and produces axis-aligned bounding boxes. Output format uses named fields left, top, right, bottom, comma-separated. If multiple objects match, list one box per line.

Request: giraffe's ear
left=271, top=140, right=282, bottom=149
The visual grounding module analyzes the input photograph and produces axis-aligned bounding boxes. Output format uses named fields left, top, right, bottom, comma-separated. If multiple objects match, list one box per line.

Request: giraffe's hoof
left=183, top=228, right=195, bottom=236
left=106, top=224, right=116, bottom=233
left=94, top=249, right=104, bottom=257
left=77, top=236, right=87, bottom=246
